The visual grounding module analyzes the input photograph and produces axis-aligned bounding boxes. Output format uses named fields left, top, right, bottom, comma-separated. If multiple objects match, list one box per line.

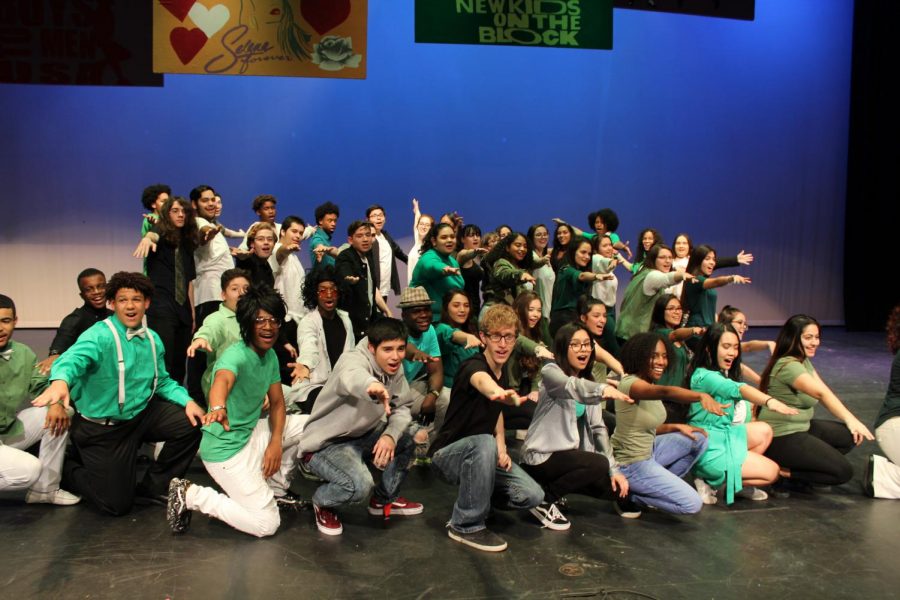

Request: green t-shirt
left=434, top=323, right=478, bottom=388
left=0, top=341, right=47, bottom=440
left=758, top=356, right=818, bottom=437
left=200, top=342, right=280, bottom=463
left=551, top=265, right=590, bottom=314
left=683, top=276, right=718, bottom=328
left=610, top=374, right=667, bottom=465
left=655, top=329, right=688, bottom=387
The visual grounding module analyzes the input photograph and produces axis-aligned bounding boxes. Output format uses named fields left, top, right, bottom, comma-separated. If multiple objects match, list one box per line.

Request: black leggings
left=521, top=450, right=613, bottom=503
left=764, top=419, right=855, bottom=485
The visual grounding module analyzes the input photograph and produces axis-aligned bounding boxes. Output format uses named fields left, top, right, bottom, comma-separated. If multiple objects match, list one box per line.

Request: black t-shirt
left=429, top=353, right=507, bottom=456
left=321, top=313, right=348, bottom=369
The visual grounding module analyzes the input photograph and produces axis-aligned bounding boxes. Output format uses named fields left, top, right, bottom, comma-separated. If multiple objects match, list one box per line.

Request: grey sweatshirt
left=521, top=362, right=620, bottom=475
left=298, top=337, right=412, bottom=453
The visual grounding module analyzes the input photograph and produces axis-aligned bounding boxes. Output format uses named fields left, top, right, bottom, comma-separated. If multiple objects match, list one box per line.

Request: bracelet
left=426, top=389, right=441, bottom=398
left=765, top=397, right=773, bottom=408
left=209, top=405, right=226, bottom=412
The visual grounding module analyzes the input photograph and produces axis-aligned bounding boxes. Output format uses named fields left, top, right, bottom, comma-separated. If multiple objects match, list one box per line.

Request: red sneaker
left=314, top=504, right=343, bottom=536
left=367, top=496, right=424, bottom=518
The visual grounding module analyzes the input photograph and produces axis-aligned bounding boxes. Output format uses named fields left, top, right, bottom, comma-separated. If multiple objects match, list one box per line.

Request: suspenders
left=102, top=318, right=158, bottom=412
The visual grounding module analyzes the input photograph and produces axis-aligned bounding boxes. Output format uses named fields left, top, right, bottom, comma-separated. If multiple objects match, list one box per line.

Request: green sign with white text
left=415, top=0, right=612, bottom=50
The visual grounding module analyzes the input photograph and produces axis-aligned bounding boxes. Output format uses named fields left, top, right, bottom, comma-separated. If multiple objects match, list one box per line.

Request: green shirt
left=50, top=316, right=191, bottom=420
left=617, top=269, right=658, bottom=340
left=193, top=304, right=241, bottom=396
left=610, top=374, right=667, bottom=465
left=0, top=341, right=48, bottom=440
left=410, top=249, right=464, bottom=321
left=683, top=276, right=718, bottom=328
left=434, top=323, right=478, bottom=388
left=655, top=329, right=688, bottom=387
left=551, top=265, right=590, bottom=315
left=758, top=357, right=818, bottom=437
left=200, top=342, right=280, bottom=462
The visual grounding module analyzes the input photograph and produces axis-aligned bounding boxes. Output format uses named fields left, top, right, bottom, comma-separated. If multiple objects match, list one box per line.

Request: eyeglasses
left=485, top=333, right=516, bottom=345
left=665, top=307, right=683, bottom=312
left=568, top=341, right=593, bottom=350
left=254, top=317, right=282, bottom=328
left=317, top=287, right=338, bottom=297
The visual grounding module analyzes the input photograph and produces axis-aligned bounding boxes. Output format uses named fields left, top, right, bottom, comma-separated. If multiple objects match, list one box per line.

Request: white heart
left=188, top=2, right=230, bottom=39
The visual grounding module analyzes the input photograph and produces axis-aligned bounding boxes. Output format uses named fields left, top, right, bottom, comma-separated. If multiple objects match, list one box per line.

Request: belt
left=78, top=414, right=128, bottom=426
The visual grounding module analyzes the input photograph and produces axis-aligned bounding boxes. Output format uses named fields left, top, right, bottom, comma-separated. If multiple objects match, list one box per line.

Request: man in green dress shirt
left=33, top=272, right=205, bottom=516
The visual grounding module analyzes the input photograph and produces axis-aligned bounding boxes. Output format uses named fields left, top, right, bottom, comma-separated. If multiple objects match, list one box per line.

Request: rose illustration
left=312, top=35, right=361, bottom=71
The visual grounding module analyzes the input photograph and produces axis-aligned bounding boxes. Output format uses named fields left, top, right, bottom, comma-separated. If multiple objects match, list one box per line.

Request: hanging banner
left=0, top=1, right=162, bottom=86
left=153, top=0, right=367, bottom=78
left=415, top=0, right=613, bottom=50
left=614, top=0, right=754, bottom=21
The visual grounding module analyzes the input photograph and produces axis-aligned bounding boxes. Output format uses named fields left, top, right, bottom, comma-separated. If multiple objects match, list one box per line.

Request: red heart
left=170, top=27, right=207, bottom=65
left=159, top=0, right=196, bottom=22
left=301, top=0, right=351, bottom=35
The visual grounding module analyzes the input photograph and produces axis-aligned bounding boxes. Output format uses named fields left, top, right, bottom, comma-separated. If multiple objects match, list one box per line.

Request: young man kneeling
left=299, top=318, right=422, bottom=536
left=168, top=286, right=308, bottom=537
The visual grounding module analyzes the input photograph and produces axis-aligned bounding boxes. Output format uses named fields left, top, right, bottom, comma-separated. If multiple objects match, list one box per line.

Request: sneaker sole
left=447, top=529, right=507, bottom=552
left=366, top=506, right=425, bottom=516
left=315, top=521, right=343, bottom=536
left=528, top=507, right=571, bottom=531
left=613, top=503, right=642, bottom=519
left=166, top=480, right=191, bottom=533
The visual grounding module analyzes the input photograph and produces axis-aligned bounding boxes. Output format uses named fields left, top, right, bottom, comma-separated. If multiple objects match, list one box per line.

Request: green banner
left=415, top=0, right=612, bottom=50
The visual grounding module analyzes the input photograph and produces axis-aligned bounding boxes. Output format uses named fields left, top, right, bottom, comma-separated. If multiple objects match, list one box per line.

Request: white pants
left=874, top=417, right=900, bottom=499
left=0, top=406, right=68, bottom=494
left=187, top=414, right=308, bottom=537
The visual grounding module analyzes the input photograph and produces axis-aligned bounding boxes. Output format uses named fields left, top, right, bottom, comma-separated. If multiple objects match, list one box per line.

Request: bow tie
left=126, top=327, right=147, bottom=340
left=0, top=347, right=12, bottom=361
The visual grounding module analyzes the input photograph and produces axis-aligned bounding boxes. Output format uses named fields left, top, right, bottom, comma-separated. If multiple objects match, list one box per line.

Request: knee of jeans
left=348, top=472, right=375, bottom=504
left=524, top=480, right=545, bottom=508
left=678, top=493, right=703, bottom=515
left=254, top=509, right=281, bottom=538
left=693, top=433, right=710, bottom=454
left=471, top=435, right=498, bottom=462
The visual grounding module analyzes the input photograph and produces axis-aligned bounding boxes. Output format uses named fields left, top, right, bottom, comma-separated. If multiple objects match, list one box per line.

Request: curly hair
left=620, top=331, right=672, bottom=381
left=419, top=222, right=456, bottom=256
left=155, top=197, right=198, bottom=249
left=105, top=271, right=154, bottom=301
left=302, top=264, right=338, bottom=311
left=236, top=284, right=286, bottom=347
left=635, top=228, right=665, bottom=266
left=141, top=184, right=170, bottom=211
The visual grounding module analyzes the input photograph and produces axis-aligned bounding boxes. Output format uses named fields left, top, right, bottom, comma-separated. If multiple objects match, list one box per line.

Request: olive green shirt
left=611, top=374, right=667, bottom=465
left=759, top=357, right=817, bottom=437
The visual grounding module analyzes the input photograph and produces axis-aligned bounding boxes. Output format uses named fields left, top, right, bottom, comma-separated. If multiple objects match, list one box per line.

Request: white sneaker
left=529, top=502, right=571, bottom=530
left=694, top=478, right=718, bottom=505
left=736, top=486, right=768, bottom=501
left=26, top=488, right=81, bottom=506
left=515, top=429, right=527, bottom=441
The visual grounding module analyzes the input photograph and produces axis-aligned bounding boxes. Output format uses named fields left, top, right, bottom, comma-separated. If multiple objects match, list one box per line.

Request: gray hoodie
left=298, top=337, right=412, bottom=453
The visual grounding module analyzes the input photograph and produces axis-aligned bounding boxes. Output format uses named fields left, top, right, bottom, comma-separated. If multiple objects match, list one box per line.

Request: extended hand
left=186, top=337, right=212, bottom=358
left=184, top=400, right=206, bottom=427
left=372, top=434, right=396, bottom=469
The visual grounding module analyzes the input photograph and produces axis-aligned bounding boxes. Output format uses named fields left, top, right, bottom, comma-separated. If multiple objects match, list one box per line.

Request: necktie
left=126, top=327, right=147, bottom=340
left=0, top=347, right=13, bottom=361
left=175, top=245, right=186, bottom=305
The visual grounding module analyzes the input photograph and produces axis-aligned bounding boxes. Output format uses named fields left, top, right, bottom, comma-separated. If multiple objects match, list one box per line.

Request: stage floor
left=3, top=328, right=899, bottom=599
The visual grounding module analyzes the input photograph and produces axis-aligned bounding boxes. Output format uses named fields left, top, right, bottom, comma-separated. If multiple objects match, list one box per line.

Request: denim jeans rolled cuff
left=308, top=424, right=416, bottom=508
left=431, top=434, right=543, bottom=534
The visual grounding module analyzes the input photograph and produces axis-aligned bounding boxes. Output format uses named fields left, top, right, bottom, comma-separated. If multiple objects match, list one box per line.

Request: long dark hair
left=644, top=243, right=674, bottom=271
left=484, top=231, right=536, bottom=269
left=686, top=323, right=742, bottom=384
left=156, top=197, right=198, bottom=249
left=419, top=222, right=456, bottom=256
left=527, top=223, right=550, bottom=257
left=634, top=228, right=664, bottom=266
left=760, top=314, right=820, bottom=392
left=440, top=289, right=477, bottom=334
left=650, top=293, right=681, bottom=331
left=563, top=236, right=592, bottom=272
left=554, top=322, right=595, bottom=379
left=685, top=244, right=716, bottom=277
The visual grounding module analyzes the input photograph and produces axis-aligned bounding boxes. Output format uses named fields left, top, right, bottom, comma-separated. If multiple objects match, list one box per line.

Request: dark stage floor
left=3, top=329, right=899, bottom=599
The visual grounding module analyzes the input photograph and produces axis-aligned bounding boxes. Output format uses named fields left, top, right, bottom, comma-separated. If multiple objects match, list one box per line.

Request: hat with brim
left=397, top=286, right=433, bottom=309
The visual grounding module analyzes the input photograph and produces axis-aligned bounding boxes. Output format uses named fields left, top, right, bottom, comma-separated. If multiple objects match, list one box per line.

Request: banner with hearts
left=153, top=0, right=367, bottom=78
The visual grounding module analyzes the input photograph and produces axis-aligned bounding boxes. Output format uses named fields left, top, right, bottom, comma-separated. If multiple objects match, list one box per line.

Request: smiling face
left=701, top=251, right=716, bottom=276
left=462, top=229, right=481, bottom=250
left=113, top=287, right=149, bottom=329
left=557, top=226, right=571, bottom=246
left=641, top=231, right=656, bottom=252
left=567, top=329, right=593, bottom=373
left=580, top=303, right=607, bottom=337
left=673, top=235, right=690, bottom=259
left=648, top=340, right=668, bottom=382
left=252, top=228, right=276, bottom=258
left=417, top=215, right=433, bottom=238
left=221, top=277, right=250, bottom=312
left=598, top=236, right=614, bottom=258
left=446, top=292, right=470, bottom=327
left=497, top=226, right=512, bottom=239
left=716, top=331, right=741, bottom=373
left=800, top=323, right=820, bottom=358
left=0, top=308, right=16, bottom=349
left=574, top=240, right=592, bottom=268
left=509, top=235, right=528, bottom=263
left=369, top=338, right=406, bottom=376
left=79, top=273, right=107, bottom=310
left=367, top=208, right=385, bottom=233
left=194, top=189, right=216, bottom=220
left=526, top=299, right=542, bottom=330
left=654, top=248, right=674, bottom=272
left=664, top=297, right=683, bottom=329
left=281, top=222, right=304, bottom=246
left=532, top=226, right=549, bottom=251
left=432, top=227, right=457, bottom=255
left=729, top=311, right=748, bottom=339
left=402, top=305, right=433, bottom=335
left=252, top=308, right=281, bottom=353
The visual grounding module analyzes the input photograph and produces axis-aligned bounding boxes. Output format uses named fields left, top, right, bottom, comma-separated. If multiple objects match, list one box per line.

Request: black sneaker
left=135, top=484, right=168, bottom=506
left=529, top=502, right=571, bottom=531
left=166, top=478, right=192, bottom=534
left=614, top=494, right=642, bottom=519
left=771, top=478, right=814, bottom=498
left=276, top=492, right=310, bottom=511
left=447, top=526, right=508, bottom=552
left=863, top=455, right=876, bottom=498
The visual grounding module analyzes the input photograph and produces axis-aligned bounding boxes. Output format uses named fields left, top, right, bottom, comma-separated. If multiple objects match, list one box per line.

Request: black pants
left=185, top=301, right=220, bottom=406
left=764, top=419, right=855, bottom=485
left=147, top=310, right=191, bottom=386
left=521, top=450, right=613, bottom=503
left=64, top=399, right=201, bottom=516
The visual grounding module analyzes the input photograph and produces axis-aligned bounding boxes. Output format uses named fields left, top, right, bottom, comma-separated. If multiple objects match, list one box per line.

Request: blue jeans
left=618, top=432, right=707, bottom=515
left=431, top=434, right=544, bottom=533
left=308, top=424, right=416, bottom=509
